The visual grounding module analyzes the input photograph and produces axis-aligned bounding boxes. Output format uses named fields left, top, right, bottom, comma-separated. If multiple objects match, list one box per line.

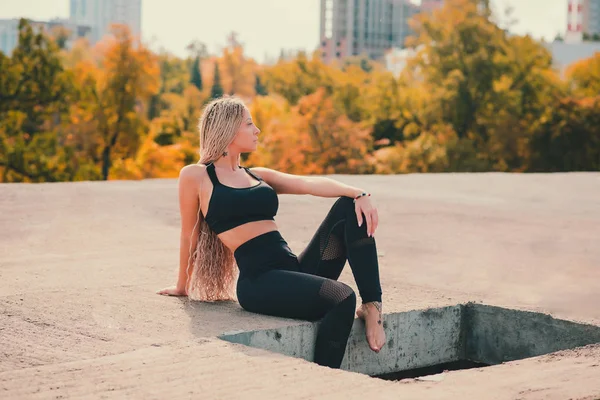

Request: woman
left=158, top=96, right=385, bottom=369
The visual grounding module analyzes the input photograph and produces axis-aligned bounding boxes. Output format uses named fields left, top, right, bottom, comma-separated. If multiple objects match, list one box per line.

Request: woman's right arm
left=157, top=165, right=203, bottom=296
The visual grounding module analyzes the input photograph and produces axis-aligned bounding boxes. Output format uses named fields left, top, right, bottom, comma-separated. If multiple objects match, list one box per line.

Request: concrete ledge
left=220, top=303, right=600, bottom=377
left=221, top=305, right=463, bottom=375
left=465, top=303, right=600, bottom=364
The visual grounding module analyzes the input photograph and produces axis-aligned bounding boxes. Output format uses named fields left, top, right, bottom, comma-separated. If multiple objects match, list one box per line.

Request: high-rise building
left=567, top=0, right=600, bottom=41
left=319, top=0, right=420, bottom=62
left=69, top=0, right=142, bottom=44
left=583, top=0, right=600, bottom=36
left=420, top=0, right=490, bottom=14
left=0, top=19, right=20, bottom=55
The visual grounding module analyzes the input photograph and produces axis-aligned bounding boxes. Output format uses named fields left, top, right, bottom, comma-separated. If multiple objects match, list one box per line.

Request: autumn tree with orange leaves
left=2, top=10, right=599, bottom=183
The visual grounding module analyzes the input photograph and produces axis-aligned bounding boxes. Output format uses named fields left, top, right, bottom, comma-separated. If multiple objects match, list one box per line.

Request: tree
left=218, top=34, right=255, bottom=97
left=211, top=62, right=224, bottom=99
left=528, top=97, right=600, bottom=171
left=186, top=40, right=208, bottom=59
left=190, top=56, right=203, bottom=90
left=401, top=0, right=560, bottom=171
left=262, top=52, right=334, bottom=105
left=186, top=40, right=208, bottom=92
left=583, top=32, right=600, bottom=42
left=0, top=19, right=72, bottom=125
left=157, top=53, right=189, bottom=94
left=253, top=89, right=372, bottom=174
left=254, top=74, right=268, bottom=96
left=49, top=25, right=72, bottom=50
left=0, top=19, right=76, bottom=182
left=71, top=24, right=160, bottom=180
left=566, top=53, right=600, bottom=97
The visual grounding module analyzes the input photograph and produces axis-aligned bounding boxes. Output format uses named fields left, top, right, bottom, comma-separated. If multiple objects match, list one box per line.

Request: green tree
left=528, top=97, right=600, bottom=171
left=254, top=74, right=268, bottom=96
left=211, top=62, right=224, bottom=99
left=401, top=0, right=560, bottom=171
left=583, top=32, right=600, bottom=42
left=0, top=19, right=76, bottom=182
left=190, top=56, right=203, bottom=90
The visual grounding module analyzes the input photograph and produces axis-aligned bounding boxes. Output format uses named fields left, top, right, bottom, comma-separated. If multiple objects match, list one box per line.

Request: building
left=0, top=19, right=20, bottom=55
left=0, top=18, right=91, bottom=55
left=69, top=0, right=142, bottom=44
left=586, top=0, right=600, bottom=35
left=566, top=0, right=600, bottom=42
left=319, top=0, right=420, bottom=62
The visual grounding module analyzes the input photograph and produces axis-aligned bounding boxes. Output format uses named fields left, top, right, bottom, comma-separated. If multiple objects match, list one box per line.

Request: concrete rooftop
left=1, top=172, right=599, bottom=399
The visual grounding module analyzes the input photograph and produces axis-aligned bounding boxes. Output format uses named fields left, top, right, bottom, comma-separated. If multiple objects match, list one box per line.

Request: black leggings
left=234, top=197, right=382, bottom=369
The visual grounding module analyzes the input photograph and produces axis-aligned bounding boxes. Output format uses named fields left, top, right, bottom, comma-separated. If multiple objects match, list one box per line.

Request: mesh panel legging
left=234, top=196, right=382, bottom=369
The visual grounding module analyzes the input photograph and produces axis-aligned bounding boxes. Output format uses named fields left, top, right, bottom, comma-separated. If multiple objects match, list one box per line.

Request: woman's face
left=230, top=108, right=260, bottom=153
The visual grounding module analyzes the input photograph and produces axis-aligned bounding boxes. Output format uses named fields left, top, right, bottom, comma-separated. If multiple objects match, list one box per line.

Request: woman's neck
left=212, top=153, right=241, bottom=172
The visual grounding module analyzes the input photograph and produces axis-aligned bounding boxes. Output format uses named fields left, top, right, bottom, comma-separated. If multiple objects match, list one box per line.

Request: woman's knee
left=319, top=279, right=355, bottom=306
left=332, top=289, right=357, bottom=322
left=339, top=289, right=356, bottom=310
left=332, top=196, right=355, bottom=214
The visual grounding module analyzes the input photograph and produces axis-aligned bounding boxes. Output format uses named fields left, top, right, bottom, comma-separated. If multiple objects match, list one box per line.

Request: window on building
left=325, top=0, right=334, bottom=38
left=336, top=51, right=341, bottom=57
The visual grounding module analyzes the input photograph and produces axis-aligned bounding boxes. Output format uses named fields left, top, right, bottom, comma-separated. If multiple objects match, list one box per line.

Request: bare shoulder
left=179, top=163, right=208, bottom=182
left=248, top=166, right=273, bottom=180
left=248, top=167, right=306, bottom=195
left=250, top=167, right=296, bottom=180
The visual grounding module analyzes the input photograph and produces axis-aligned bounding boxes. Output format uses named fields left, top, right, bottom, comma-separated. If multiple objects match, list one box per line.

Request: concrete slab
left=465, top=303, right=600, bottom=364
left=221, top=303, right=600, bottom=377
left=1, top=172, right=599, bottom=398
left=221, top=305, right=463, bottom=375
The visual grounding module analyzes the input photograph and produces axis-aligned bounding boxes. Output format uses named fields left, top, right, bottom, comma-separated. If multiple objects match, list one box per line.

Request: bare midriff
left=216, top=220, right=279, bottom=253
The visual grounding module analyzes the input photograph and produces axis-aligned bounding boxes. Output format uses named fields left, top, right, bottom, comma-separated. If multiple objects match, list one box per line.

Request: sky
left=0, top=0, right=568, bottom=62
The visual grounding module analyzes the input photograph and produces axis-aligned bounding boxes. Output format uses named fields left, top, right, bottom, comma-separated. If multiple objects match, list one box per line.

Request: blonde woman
left=158, top=96, right=385, bottom=369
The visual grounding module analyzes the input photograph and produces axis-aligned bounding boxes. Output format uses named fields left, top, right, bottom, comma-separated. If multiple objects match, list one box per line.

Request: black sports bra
left=203, top=163, right=279, bottom=234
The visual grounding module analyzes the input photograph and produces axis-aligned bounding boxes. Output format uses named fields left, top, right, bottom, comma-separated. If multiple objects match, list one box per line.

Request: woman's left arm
left=252, top=168, right=378, bottom=236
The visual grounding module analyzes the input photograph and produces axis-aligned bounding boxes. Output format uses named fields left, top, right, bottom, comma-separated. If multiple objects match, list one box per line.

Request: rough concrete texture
left=465, top=303, right=600, bottom=364
left=221, top=321, right=319, bottom=361
left=221, top=305, right=463, bottom=375
left=222, top=303, right=600, bottom=376
left=1, top=172, right=600, bottom=399
left=344, top=305, right=462, bottom=375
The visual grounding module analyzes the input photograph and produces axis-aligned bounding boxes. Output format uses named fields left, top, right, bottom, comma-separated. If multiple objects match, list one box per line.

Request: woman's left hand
left=354, top=195, right=378, bottom=237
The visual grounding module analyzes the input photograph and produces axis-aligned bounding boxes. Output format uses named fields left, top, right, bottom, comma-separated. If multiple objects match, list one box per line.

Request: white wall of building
left=0, top=19, right=20, bottom=55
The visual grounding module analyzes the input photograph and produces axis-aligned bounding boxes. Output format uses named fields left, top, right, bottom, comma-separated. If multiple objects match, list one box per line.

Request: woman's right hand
left=156, top=285, right=188, bottom=297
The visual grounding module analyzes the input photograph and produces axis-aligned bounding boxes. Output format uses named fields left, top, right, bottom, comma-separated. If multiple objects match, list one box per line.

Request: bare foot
left=356, top=302, right=386, bottom=353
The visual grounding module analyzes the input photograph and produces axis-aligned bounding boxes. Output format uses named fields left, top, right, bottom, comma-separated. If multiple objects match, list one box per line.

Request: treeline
left=1, top=0, right=598, bottom=182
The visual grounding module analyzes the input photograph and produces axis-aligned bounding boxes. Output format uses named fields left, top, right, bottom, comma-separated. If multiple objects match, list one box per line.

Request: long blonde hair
left=186, top=96, right=247, bottom=302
